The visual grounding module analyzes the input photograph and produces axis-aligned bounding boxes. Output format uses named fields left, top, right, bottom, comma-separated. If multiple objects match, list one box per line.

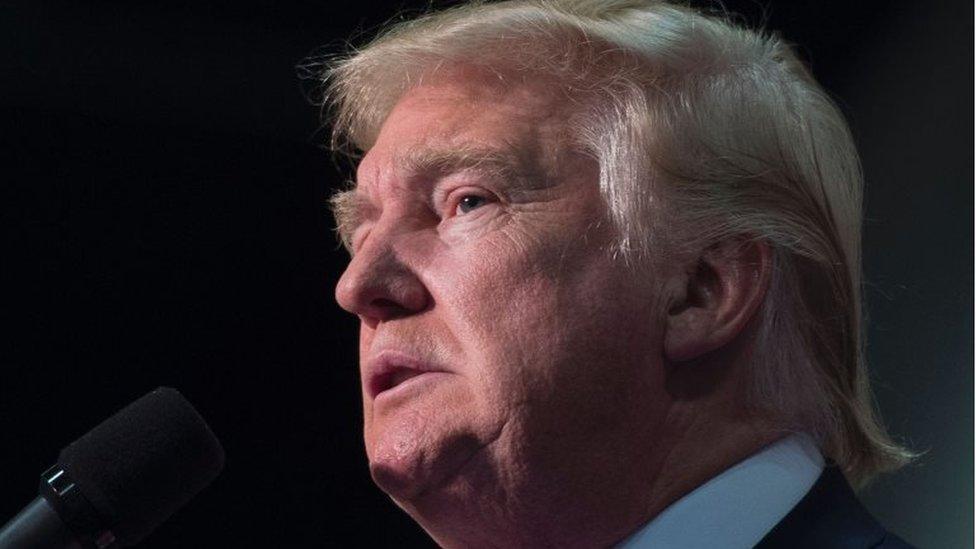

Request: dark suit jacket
left=756, top=467, right=914, bottom=548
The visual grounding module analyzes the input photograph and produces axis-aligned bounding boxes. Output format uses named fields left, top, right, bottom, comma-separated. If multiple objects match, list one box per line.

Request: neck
left=626, top=404, right=783, bottom=544
left=403, top=403, right=781, bottom=549
left=620, top=348, right=785, bottom=545
left=405, top=344, right=781, bottom=548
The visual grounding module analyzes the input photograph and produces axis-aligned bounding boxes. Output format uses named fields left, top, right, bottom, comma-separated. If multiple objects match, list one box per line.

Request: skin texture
left=335, top=70, right=778, bottom=548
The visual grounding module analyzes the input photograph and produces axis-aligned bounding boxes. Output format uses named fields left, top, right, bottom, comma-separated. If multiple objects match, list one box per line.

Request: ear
left=664, top=238, right=772, bottom=362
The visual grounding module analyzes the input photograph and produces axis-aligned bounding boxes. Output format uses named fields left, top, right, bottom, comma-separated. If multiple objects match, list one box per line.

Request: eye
left=440, top=186, right=499, bottom=219
left=456, top=195, right=488, bottom=215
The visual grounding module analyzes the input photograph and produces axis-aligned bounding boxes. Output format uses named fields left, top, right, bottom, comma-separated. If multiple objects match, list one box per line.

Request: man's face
left=335, top=73, right=672, bottom=517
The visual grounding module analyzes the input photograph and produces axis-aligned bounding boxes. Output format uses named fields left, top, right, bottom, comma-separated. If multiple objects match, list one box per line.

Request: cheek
left=418, top=244, right=554, bottom=402
left=423, top=230, right=605, bottom=402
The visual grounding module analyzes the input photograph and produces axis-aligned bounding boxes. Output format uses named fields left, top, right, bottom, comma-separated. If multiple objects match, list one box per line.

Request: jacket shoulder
left=876, top=532, right=915, bottom=549
left=756, top=467, right=916, bottom=549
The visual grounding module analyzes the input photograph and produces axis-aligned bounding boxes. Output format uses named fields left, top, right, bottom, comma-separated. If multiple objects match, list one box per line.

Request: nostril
left=369, top=297, right=412, bottom=320
left=334, top=244, right=431, bottom=321
left=357, top=297, right=414, bottom=328
left=372, top=298, right=402, bottom=310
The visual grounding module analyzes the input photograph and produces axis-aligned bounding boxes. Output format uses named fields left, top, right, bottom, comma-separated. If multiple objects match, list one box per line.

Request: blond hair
left=310, top=0, right=913, bottom=487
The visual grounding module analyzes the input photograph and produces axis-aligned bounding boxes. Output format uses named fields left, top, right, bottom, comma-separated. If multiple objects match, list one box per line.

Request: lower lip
left=373, top=371, right=450, bottom=403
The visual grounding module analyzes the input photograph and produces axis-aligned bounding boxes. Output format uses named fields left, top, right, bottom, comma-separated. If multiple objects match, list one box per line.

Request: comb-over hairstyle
left=311, top=0, right=913, bottom=487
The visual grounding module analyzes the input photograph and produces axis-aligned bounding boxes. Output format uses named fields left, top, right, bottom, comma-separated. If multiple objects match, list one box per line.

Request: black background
left=1, top=1, right=971, bottom=547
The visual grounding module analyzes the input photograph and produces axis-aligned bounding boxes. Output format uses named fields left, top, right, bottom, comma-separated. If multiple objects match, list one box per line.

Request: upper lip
left=366, top=349, right=448, bottom=399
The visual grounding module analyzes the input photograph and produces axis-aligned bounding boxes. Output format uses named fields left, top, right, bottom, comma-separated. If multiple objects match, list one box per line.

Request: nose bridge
left=343, top=218, right=403, bottom=291
left=354, top=203, right=422, bottom=272
left=335, top=209, right=429, bottom=322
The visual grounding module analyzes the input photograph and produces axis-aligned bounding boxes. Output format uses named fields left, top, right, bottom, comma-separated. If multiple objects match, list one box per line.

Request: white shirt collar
left=616, top=433, right=824, bottom=549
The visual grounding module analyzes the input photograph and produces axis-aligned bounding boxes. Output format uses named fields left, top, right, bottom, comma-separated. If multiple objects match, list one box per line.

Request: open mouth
left=370, top=368, right=426, bottom=397
left=367, top=351, right=450, bottom=400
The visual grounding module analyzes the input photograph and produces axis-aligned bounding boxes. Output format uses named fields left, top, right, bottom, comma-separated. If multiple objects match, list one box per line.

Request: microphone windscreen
left=57, top=387, right=225, bottom=545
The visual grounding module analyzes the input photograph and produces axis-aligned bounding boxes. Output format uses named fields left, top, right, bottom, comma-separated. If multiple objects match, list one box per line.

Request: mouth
left=370, top=368, right=424, bottom=397
left=367, top=352, right=448, bottom=400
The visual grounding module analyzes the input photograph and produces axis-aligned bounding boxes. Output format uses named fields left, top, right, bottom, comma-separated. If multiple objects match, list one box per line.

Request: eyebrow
left=398, top=144, right=531, bottom=184
left=330, top=143, right=545, bottom=252
left=330, top=187, right=372, bottom=251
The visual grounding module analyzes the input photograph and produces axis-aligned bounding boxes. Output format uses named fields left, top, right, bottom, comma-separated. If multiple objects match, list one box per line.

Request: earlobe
left=663, top=239, right=772, bottom=362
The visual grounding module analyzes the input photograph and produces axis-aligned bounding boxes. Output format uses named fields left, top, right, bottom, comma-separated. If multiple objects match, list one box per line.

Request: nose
left=334, top=227, right=430, bottom=327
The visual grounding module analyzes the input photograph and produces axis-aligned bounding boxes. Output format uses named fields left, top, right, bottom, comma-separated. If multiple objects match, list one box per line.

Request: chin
left=386, top=451, right=511, bottom=549
left=398, top=474, right=549, bottom=549
left=364, top=416, right=436, bottom=500
left=366, top=418, right=489, bottom=503
left=369, top=455, right=428, bottom=500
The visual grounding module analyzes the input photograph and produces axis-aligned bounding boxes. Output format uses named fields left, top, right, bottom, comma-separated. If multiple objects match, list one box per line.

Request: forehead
left=355, top=72, right=568, bottom=189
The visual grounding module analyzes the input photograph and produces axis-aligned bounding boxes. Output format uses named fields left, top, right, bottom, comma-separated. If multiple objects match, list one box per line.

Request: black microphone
left=0, top=387, right=225, bottom=548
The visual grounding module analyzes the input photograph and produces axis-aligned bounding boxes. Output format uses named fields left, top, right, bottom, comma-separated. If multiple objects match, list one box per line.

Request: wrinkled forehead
left=354, top=65, right=576, bottom=190
left=353, top=61, right=569, bottom=146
